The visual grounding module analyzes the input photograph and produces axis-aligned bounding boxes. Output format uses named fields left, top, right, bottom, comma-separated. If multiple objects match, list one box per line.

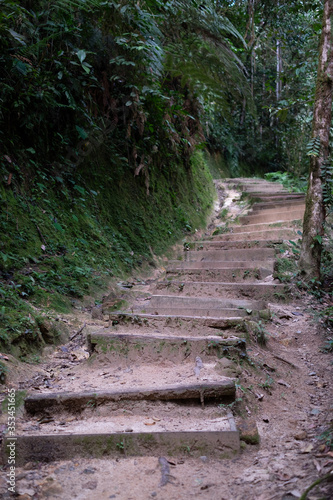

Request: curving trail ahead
left=1, top=179, right=332, bottom=500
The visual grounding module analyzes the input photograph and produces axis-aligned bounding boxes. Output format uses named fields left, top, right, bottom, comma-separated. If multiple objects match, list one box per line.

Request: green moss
left=0, top=151, right=214, bottom=355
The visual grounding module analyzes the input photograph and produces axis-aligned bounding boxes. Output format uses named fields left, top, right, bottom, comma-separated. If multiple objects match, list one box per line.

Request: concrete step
left=88, top=331, right=246, bottom=362
left=239, top=209, right=304, bottom=225
left=219, top=221, right=301, bottom=233
left=139, top=294, right=265, bottom=318
left=109, top=312, right=249, bottom=333
left=166, top=266, right=271, bottom=282
left=251, top=200, right=305, bottom=211
left=4, top=408, right=239, bottom=465
left=210, top=228, right=301, bottom=242
left=243, top=187, right=289, bottom=193
left=248, top=205, right=305, bottom=217
left=248, top=193, right=305, bottom=201
left=187, top=240, right=283, bottom=250
left=24, top=381, right=236, bottom=416
left=152, top=281, right=292, bottom=301
left=142, top=307, right=253, bottom=318
left=167, top=260, right=274, bottom=270
left=183, top=248, right=276, bottom=262
left=148, top=294, right=265, bottom=311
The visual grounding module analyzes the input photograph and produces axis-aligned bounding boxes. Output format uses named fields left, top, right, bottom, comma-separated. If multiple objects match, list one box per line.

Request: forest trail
left=1, top=179, right=332, bottom=500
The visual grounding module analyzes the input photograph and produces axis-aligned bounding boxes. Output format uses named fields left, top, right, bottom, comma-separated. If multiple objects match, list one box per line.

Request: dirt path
left=0, top=179, right=332, bottom=500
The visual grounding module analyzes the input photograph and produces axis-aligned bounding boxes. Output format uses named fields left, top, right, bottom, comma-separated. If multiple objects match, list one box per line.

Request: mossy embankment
left=0, top=151, right=215, bottom=358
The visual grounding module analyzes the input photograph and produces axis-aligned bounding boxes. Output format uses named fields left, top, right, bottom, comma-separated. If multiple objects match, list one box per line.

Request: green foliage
left=321, top=158, right=333, bottom=211
left=306, top=136, right=321, bottom=157
left=259, top=375, right=274, bottom=391
left=0, top=150, right=214, bottom=354
left=246, top=320, right=269, bottom=346
left=264, top=171, right=307, bottom=193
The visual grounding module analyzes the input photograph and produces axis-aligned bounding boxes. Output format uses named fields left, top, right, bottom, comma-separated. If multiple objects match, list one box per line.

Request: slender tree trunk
left=299, top=0, right=333, bottom=279
left=276, top=39, right=282, bottom=101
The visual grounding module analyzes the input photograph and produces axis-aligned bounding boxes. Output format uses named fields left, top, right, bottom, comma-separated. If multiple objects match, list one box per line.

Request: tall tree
left=299, top=0, right=333, bottom=279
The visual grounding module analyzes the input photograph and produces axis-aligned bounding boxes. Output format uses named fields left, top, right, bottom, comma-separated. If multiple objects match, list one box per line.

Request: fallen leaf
left=277, top=379, right=291, bottom=388
left=144, top=421, right=156, bottom=426
left=289, top=489, right=301, bottom=497
left=277, top=472, right=292, bottom=481
left=313, top=459, right=321, bottom=473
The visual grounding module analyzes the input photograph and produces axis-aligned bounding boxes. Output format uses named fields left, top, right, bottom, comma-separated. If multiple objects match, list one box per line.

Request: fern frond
left=306, top=136, right=321, bottom=156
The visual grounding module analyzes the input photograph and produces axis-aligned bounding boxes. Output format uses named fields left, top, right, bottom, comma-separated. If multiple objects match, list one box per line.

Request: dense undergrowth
left=1, top=0, right=231, bottom=357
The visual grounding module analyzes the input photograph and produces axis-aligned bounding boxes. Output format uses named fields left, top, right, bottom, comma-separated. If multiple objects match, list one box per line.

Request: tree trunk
left=299, top=0, right=333, bottom=279
left=276, top=39, right=282, bottom=101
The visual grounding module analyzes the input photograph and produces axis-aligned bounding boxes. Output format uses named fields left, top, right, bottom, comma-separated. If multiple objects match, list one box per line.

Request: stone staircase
left=2, top=178, right=305, bottom=466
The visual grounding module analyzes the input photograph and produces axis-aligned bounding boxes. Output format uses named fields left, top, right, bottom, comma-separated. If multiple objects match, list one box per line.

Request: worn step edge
left=239, top=213, right=304, bottom=225
left=153, top=281, right=291, bottom=300
left=88, top=332, right=246, bottom=362
left=24, top=381, right=236, bottom=415
left=132, top=307, right=252, bottom=319
left=210, top=230, right=299, bottom=242
left=188, top=240, right=283, bottom=249
left=180, top=249, right=276, bottom=262
left=109, top=313, right=252, bottom=329
left=3, top=424, right=240, bottom=465
left=251, top=202, right=305, bottom=211
left=89, top=332, right=245, bottom=346
left=217, top=221, right=301, bottom=232
left=148, top=294, right=266, bottom=309
left=166, top=261, right=274, bottom=270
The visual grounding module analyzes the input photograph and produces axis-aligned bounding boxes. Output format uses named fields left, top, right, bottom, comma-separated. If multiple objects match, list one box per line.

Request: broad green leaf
left=75, top=126, right=88, bottom=139
left=76, top=50, right=87, bottom=63
left=54, top=222, right=64, bottom=232
left=8, top=29, right=26, bottom=45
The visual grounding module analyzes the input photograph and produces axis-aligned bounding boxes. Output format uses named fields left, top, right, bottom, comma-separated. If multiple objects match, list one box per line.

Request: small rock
left=39, top=477, right=63, bottom=497
left=238, top=419, right=260, bottom=445
left=259, top=309, right=271, bottom=320
left=83, top=480, right=98, bottom=490
left=151, top=492, right=157, bottom=498
left=81, top=468, right=96, bottom=474
left=200, top=456, right=208, bottom=463
left=263, top=416, right=269, bottom=423
left=309, top=372, right=316, bottom=376
left=16, top=485, right=36, bottom=497
left=310, top=408, right=320, bottom=415
left=294, top=431, right=307, bottom=441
